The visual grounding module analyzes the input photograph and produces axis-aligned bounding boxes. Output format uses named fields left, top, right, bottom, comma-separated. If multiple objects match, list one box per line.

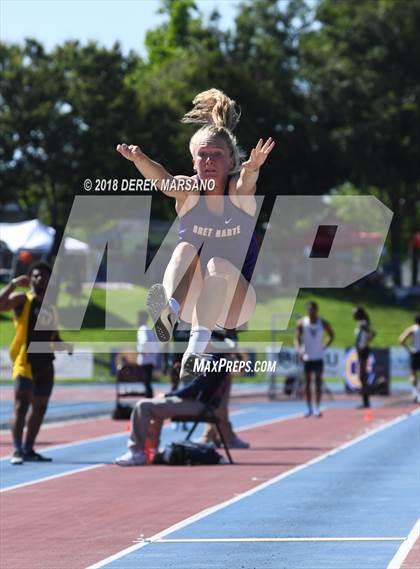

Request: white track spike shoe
left=146, top=284, right=178, bottom=343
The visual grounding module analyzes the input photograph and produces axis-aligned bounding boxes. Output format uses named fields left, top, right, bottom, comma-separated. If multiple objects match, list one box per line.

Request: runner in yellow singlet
left=0, top=262, right=73, bottom=464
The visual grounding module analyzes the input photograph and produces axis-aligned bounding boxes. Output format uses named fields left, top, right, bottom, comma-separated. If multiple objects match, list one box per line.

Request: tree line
left=0, top=0, right=419, bottom=285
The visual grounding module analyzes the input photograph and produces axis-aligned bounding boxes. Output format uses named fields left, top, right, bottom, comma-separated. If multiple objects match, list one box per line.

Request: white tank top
left=413, top=324, right=420, bottom=352
left=302, top=316, right=324, bottom=361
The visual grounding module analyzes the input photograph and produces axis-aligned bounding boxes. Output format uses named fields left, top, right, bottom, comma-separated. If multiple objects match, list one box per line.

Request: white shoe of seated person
left=114, top=449, right=147, bottom=466
left=228, top=436, right=250, bottom=449
left=180, top=352, right=214, bottom=382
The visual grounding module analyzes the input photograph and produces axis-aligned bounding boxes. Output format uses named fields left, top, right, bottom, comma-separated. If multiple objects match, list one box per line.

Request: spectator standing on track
left=352, top=306, right=376, bottom=409
left=295, top=301, right=334, bottom=418
left=137, top=310, right=159, bottom=398
left=0, top=262, right=73, bottom=464
left=398, top=314, right=420, bottom=403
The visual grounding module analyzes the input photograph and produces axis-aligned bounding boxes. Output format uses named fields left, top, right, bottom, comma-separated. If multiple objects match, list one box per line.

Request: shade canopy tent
left=0, top=219, right=88, bottom=254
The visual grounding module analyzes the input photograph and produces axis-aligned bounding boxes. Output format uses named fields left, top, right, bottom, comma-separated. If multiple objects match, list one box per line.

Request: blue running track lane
left=86, top=411, right=419, bottom=569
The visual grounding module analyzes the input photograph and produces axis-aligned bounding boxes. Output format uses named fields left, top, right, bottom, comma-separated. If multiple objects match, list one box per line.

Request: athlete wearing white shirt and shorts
left=295, top=301, right=334, bottom=417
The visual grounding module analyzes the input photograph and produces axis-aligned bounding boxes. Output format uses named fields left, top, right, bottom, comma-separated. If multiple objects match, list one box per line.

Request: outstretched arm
left=236, top=137, right=275, bottom=196
left=294, top=321, right=304, bottom=359
left=399, top=326, right=413, bottom=352
left=116, top=143, right=189, bottom=197
left=323, top=320, right=335, bottom=350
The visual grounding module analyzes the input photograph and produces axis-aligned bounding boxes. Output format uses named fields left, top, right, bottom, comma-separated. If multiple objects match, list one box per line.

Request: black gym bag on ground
left=153, top=441, right=223, bottom=466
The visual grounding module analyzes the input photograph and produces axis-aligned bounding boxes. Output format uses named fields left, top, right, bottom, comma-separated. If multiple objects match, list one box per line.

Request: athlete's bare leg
left=315, top=371, right=323, bottom=407
left=359, top=358, right=370, bottom=408
left=304, top=372, right=312, bottom=415
left=313, top=371, right=323, bottom=417
left=25, top=395, right=50, bottom=450
left=410, top=370, right=419, bottom=402
left=147, top=242, right=200, bottom=342
left=192, top=257, right=256, bottom=331
left=163, top=242, right=199, bottom=305
left=11, top=390, right=31, bottom=449
left=179, top=260, right=203, bottom=323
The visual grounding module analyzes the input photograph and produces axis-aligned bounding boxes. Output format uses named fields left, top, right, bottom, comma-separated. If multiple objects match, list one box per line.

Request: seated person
left=115, top=354, right=228, bottom=466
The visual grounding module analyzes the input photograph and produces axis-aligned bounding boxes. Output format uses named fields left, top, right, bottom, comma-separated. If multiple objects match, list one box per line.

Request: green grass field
left=1, top=285, right=417, bottom=383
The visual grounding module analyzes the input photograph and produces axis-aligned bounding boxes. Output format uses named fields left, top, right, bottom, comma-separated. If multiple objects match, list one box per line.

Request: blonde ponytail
left=181, top=88, right=240, bottom=131
left=182, top=89, right=244, bottom=173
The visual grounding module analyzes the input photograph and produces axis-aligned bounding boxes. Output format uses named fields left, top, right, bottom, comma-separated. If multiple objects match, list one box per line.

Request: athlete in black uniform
left=353, top=307, right=376, bottom=409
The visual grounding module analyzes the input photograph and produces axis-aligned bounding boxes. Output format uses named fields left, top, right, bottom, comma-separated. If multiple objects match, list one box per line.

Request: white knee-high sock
left=186, top=326, right=212, bottom=355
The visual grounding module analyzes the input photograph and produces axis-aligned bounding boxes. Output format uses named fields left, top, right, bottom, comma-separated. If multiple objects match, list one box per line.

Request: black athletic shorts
left=304, top=359, right=324, bottom=373
left=411, top=352, right=420, bottom=371
left=357, top=347, right=370, bottom=362
left=15, top=362, right=54, bottom=397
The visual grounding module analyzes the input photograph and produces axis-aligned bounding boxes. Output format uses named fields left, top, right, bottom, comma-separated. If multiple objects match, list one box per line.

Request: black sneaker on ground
left=10, top=449, right=24, bottom=465
left=23, top=450, right=52, bottom=462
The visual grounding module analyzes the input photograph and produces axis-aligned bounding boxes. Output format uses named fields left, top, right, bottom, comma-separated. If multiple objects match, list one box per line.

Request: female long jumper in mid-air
left=117, top=88, right=275, bottom=380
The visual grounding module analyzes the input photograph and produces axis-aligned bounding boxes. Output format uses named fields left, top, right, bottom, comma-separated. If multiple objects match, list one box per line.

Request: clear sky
left=0, top=0, right=239, bottom=56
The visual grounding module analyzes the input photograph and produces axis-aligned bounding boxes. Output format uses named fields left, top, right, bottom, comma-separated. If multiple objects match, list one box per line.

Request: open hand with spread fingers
left=242, top=137, right=275, bottom=171
left=116, top=143, right=144, bottom=162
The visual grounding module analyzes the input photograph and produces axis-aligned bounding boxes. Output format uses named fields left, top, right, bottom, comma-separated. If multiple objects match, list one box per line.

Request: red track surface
left=401, top=537, right=420, bottom=569
left=1, top=404, right=417, bottom=569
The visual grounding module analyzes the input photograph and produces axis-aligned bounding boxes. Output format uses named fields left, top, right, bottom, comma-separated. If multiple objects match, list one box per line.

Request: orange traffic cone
left=364, top=409, right=373, bottom=422
left=125, top=422, right=131, bottom=432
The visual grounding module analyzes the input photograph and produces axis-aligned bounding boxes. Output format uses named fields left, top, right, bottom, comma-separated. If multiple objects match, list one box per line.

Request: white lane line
left=387, top=519, right=420, bottom=569
left=140, top=536, right=406, bottom=544
left=85, top=409, right=419, bottom=569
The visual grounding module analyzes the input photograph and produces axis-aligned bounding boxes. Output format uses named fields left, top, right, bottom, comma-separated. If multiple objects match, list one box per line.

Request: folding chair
left=283, top=374, right=304, bottom=400
left=113, top=363, right=154, bottom=420
left=171, top=398, right=234, bottom=464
